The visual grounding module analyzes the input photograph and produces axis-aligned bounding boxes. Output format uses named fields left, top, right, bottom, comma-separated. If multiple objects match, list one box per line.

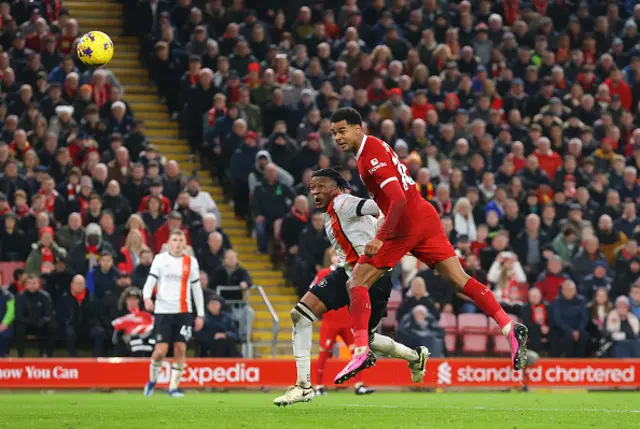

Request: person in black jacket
left=397, top=276, right=440, bottom=323
left=87, top=251, right=119, bottom=300
left=514, top=214, right=549, bottom=281
left=66, top=223, right=115, bottom=276
left=251, top=163, right=296, bottom=254
left=210, top=250, right=252, bottom=301
left=195, top=297, right=240, bottom=357
left=293, top=211, right=331, bottom=296
left=198, top=231, right=225, bottom=276
left=280, top=195, right=310, bottom=261
left=192, top=213, right=232, bottom=256
left=56, top=274, right=106, bottom=357
left=14, top=274, right=55, bottom=357
left=0, top=212, right=29, bottom=261
left=131, top=248, right=153, bottom=288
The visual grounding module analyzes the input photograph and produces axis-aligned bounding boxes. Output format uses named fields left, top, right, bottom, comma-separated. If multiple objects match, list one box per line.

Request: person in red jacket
left=138, top=178, right=171, bottom=215
left=534, top=255, right=570, bottom=303
left=152, top=211, right=191, bottom=254
left=604, top=69, right=632, bottom=111
left=532, top=137, right=562, bottom=180
left=410, top=89, right=435, bottom=121
left=313, top=264, right=373, bottom=397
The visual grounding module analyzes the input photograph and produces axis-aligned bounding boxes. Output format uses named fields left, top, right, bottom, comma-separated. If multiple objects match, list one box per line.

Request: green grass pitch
left=4, top=391, right=640, bottom=429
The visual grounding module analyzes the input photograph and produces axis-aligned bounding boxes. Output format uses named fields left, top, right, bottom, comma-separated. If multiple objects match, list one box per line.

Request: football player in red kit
left=330, top=108, right=529, bottom=384
left=312, top=264, right=374, bottom=396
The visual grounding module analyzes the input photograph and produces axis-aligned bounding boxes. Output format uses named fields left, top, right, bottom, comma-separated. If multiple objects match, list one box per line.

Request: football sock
left=462, top=277, right=512, bottom=332
left=315, top=349, right=330, bottom=386
left=369, top=333, right=420, bottom=362
left=348, top=286, right=372, bottom=351
left=292, top=303, right=315, bottom=388
left=169, top=364, right=184, bottom=391
left=149, top=359, right=162, bottom=383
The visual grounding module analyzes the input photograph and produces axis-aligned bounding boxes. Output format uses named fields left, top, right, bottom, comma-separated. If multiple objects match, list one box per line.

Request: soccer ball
left=77, top=31, right=114, bottom=66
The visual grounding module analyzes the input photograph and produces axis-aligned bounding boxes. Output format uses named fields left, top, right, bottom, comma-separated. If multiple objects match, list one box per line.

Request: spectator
left=587, top=287, right=613, bottom=356
left=14, top=274, right=54, bottom=357
left=396, top=277, right=439, bottom=323
left=247, top=149, right=295, bottom=197
left=521, top=288, right=550, bottom=355
left=597, top=214, right=628, bottom=265
left=25, top=226, right=67, bottom=276
left=198, top=231, right=225, bottom=276
left=195, top=297, right=240, bottom=357
left=515, top=214, right=548, bottom=279
left=571, top=236, right=608, bottom=280
left=138, top=178, right=171, bottom=215
left=452, top=197, right=476, bottom=241
left=252, top=163, right=296, bottom=254
left=0, top=212, right=29, bottom=261
left=0, top=288, right=14, bottom=357
left=152, top=211, right=191, bottom=254
left=118, top=229, right=146, bottom=275
left=185, top=177, right=220, bottom=222
left=55, top=212, right=85, bottom=251
left=580, top=261, right=614, bottom=300
left=56, top=274, right=105, bottom=357
left=111, top=287, right=154, bottom=357
left=192, top=213, right=231, bottom=256
left=85, top=251, right=118, bottom=300
left=66, top=222, right=114, bottom=275
left=487, top=251, right=528, bottom=310
left=103, top=180, right=132, bottom=225
left=140, top=195, right=166, bottom=235
left=280, top=195, right=310, bottom=260
left=174, top=191, right=204, bottom=233
left=606, top=296, right=640, bottom=358
left=395, top=305, right=446, bottom=357
left=550, top=280, right=589, bottom=358
left=294, top=211, right=331, bottom=296
left=230, top=130, right=259, bottom=219
left=131, top=248, right=153, bottom=289
left=535, top=255, right=570, bottom=306
left=210, top=249, right=252, bottom=302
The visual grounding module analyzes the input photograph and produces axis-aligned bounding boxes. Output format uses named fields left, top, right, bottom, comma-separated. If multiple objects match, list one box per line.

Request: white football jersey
left=323, top=193, right=379, bottom=274
left=142, top=251, right=205, bottom=317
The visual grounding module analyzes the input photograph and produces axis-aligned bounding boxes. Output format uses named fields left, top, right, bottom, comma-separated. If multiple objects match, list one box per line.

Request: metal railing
left=215, top=285, right=254, bottom=357
left=247, top=285, right=280, bottom=359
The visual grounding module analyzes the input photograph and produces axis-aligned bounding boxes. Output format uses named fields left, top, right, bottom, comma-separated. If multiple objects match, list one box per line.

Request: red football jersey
left=311, top=267, right=351, bottom=326
left=356, top=135, right=438, bottom=234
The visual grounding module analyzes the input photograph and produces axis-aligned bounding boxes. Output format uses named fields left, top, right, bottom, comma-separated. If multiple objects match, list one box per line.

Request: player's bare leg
left=144, top=343, right=169, bottom=396
left=273, top=292, right=324, bottom=406
left=168, top=342, right=187, bottom=397
left=435, top=256, right=529, bottom=370
left=334, top=263, right=385, bottom=384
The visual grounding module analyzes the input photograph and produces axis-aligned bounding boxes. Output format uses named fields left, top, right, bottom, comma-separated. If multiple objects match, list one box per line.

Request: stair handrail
left=247, top=285, right=280, bottom=359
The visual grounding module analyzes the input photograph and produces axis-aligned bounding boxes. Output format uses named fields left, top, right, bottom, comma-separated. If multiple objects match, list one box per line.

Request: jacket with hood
left=65, top=223, right=115, bottom=276
left=248, top=150, right=295, bottom=196
left=265, top=132, right=299, bottom=174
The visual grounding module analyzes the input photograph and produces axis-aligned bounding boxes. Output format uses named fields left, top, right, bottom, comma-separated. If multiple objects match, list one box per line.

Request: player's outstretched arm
left=355, top=199, right=381, bottom=217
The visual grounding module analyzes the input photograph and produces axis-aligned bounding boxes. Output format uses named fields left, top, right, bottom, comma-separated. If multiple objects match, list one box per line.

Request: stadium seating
left=438, top=312, right=458, bottom=354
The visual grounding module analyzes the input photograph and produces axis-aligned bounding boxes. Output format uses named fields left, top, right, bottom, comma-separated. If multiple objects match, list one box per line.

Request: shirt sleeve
left=365, top=144, right=400, bottom=189
left=142, top=254, right=161, bottom=300
left=190, top=256, right=205, bottom=317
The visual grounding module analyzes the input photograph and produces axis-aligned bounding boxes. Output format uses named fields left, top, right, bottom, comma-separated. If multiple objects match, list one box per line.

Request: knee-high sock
left=169, top=363, right=184, bottom=390
left=462, top=277, right=512, bottom=333
left=369, top=333, right=419, bottom=362
left=149, top=359, right=163, bottom=383
left=348, top=286, right=371, bottom=350
left=315, top=349, right=330, bottom=386
left=292, top=303, right=315, bottom=387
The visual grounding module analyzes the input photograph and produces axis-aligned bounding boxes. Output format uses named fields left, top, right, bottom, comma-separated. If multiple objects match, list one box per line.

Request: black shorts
left=309, top=267, right=393, bottom=332
left=153, top=313, right=194, bottom=344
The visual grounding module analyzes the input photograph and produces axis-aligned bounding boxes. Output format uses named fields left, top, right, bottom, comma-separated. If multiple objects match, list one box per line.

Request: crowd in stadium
left=1, top=0, right=640, bottom=360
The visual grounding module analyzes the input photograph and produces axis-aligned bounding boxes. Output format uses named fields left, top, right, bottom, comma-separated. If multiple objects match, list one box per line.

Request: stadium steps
left=66, top=0, right=300, bottom=358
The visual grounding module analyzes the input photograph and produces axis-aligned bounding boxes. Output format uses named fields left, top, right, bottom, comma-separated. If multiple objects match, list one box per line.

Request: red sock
left=353, top=372, right=364, bottom=384
left=462, top=277, right=512, bottom=330
left=315, top=350, right=330, bottom=386
left=348, top=286, right=371, bottom=348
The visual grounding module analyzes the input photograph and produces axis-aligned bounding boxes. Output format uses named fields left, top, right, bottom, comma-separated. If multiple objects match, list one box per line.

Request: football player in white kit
left=143, top=229, right=205, bottom=397
left=274, top=169, right=430, bottom=407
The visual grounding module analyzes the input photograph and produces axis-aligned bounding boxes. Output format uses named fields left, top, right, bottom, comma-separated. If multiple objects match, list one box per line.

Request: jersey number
left=382, top=142, right=416, bottom=191
left=180, top=325, right=193, bottom=341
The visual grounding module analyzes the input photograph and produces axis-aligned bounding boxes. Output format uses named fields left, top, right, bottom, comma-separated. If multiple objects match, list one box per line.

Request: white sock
left=292, top=303, right=316, bottom=388
left=369, top=333, right=419, bottom=362
left=502, top=321, right=514, bottom=336
left=169, top=363, right=184, bottom=391
left=149, top=359, right=162, bottom=383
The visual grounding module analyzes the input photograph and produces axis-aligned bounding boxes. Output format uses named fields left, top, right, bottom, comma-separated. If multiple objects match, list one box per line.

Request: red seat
left=439, top=312, right=457, bottom=333
left=461, top=334, right=488, bottom=354
left=445, top=333, right=457, bottom=354
left=0, top=262, right=25, bottom=287
left=388, top=289, right=403, bottom=310
left=458, top=313, right=489, bottom=334
left=381, top=309, right=397, bottom=330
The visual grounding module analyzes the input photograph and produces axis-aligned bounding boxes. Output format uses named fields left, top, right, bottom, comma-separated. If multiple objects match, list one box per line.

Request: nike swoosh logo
left=302, top=390, right=313, bottom=397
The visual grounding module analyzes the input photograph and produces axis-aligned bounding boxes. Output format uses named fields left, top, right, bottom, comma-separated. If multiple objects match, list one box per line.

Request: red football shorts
left=358, top=221, right=457, bottom=269
left=318, top=321, right=354, bottom=353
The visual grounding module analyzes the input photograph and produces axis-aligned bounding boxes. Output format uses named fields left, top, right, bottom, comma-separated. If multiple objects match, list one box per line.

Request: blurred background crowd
left=2, top=0, right=640, bottom=360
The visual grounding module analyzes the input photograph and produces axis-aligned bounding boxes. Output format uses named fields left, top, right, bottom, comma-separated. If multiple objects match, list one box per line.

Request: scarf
left=207, top=106, right=228, bottom=127
left=189, top=72, right=198, bottom=86
left=417, top=182, right=434, bottom=200
left=45, top=0, right=62, bottom=23
left=0, top=206, right=10, bottom=216
left=531, top=303, right=547, bottom=325
left=41, top=245, right=54, bottom=274
left=67, top=184, right=78, bottom=201
left=9, top=140, right=31, bottom=160
left=39, top=189, right=58, bottom=213
left=499, top=275, right=522, bottom=303
left=291, top=207, right=309, bottom=223
left=503, top=0, right=520, bottom=24
left=15, top=203, right=29, bottom=219
left=72, top=287, right=87, bottom=304
left=59, top=34, right=74, bottom=54
left=92, top=83, right=109, bottom=108
left=14, top=281, right=25, bottom=293
left=63, top=81, right=76, bottom=100
left=86, top=244, right=100, bottom=269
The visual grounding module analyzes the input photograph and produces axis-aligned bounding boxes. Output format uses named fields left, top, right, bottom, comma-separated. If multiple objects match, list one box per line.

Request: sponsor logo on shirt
left=368, top=159, right=388, bottom=174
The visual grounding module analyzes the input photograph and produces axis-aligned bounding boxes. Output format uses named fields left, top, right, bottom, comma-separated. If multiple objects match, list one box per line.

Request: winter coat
left=55, top=226, right=85, bottom=251
left=551, top=294, right=589, bottom=334
left=25, top=242, right=67, bottom=276
left=248, top=150, right=295, bottom=196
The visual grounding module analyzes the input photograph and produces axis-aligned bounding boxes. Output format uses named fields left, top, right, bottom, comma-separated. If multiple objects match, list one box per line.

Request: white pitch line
left=341, top=404, right=640, bottom=414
